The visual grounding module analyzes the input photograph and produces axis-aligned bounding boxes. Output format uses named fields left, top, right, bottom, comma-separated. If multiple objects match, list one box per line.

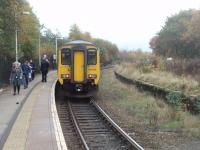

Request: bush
left=139, top=65, right=153, bottom=73
left=166, top=91, right=183, bottom=108
left=165, top=59, right=200, bottom=82
left=190, top=96, right=200, bottom=114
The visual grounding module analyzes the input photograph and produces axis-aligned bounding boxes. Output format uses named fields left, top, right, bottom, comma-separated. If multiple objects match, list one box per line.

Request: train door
left=74, top=51, right=84, bottom=82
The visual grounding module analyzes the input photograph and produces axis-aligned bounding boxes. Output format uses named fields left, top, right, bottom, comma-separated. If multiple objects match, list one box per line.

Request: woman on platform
left=10, top=62, right=23, bottom=95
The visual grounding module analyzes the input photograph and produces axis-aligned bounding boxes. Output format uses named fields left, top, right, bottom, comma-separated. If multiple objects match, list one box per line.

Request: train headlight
left=88, top=74, right=97, bottom=79
left=61, top=74, right=70, bottom=79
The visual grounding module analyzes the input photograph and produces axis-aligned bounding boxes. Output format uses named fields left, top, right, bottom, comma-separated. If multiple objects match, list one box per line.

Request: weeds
left=98, top=69, right=200, bottom=138
left=116, top=63, right=200, bottom=96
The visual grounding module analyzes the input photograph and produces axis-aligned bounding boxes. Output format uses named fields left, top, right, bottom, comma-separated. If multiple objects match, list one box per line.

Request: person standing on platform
left=40, top=55, right=49, bottom=82
left=21, top=60, right=31, bottom=88
left=30, top=59, right=35, bottom=80
left=10, top=62, right=23, bottom=95
left=28, top=62, right=32, bottom=82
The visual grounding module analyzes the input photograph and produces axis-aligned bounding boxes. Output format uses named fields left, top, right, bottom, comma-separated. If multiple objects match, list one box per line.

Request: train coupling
left=75, top=84, right=83, bottom=92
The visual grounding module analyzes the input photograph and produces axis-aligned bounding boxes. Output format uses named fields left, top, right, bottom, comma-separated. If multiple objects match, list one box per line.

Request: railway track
left=56, top=98, right=144, bottom=150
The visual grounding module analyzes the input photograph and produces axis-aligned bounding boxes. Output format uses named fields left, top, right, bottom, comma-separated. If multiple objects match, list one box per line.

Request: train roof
left=64, top=40, right=95, bottom=46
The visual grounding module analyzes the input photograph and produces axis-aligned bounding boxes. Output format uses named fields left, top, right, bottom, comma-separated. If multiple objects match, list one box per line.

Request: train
left=57, top=40, right=100, bottom=97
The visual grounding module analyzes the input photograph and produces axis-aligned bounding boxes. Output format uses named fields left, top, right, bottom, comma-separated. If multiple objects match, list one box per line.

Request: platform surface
left=0, top=71, right=45, bottom=146
left=0, top=71, right=65, bottom=150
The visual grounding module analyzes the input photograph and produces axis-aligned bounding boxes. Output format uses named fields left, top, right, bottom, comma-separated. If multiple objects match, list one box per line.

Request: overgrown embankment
left=97, top=69, right=200, bottom=150
left=115, top=63, right=200, bottom=114
left=116, top=63, right=200, bottom=96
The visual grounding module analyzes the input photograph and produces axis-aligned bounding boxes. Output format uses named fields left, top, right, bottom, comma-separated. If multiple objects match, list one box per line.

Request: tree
left=181, top=11, right=200, bottom=57
left=149, top=36, right=159, bottom=50
left=18, top=4, right=39, bottom=60
left=0, top=0, right=41, bottom=85
left=150, top=10, right=200, bottom=58
left=0, top=0, right=16, bottom=56
left=68, top=24, right=82, bottom=40
left=93, top=38, right=119, bottom=64
left=68, top=24, right=92, bottom=41
left=0, top=0, right=40, bottom=59
left=67, top=24, right=119, bottom=64
left=40, top=28, right=56, bottom=57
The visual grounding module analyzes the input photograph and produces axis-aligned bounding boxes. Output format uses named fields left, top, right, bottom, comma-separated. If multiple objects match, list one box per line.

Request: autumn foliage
left=68, top=24, right=119, bottom=65
left=150, top=9, right=200, bottom=58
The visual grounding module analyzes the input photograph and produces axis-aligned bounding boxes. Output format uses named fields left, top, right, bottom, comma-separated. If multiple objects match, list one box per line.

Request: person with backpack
left=21, top=60, right=31, bottom=88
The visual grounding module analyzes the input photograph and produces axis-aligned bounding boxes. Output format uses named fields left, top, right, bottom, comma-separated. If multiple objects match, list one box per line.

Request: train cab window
left=87, top=49, right=97, bottom=65
left=61, top=48, right=71, bottom=65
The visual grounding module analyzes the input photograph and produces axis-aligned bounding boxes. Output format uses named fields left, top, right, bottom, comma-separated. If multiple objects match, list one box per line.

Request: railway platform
left=0, top=71, right=66, bottom=150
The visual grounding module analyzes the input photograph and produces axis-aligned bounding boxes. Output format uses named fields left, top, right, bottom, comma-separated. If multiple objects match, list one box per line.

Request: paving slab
left=2, top=71, right=67, bottom=150
left=0, top=71, right=56, bottom=149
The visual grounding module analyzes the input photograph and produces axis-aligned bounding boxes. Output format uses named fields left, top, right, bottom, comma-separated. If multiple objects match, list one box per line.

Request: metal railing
left=0, top=55, right=14, bottom=87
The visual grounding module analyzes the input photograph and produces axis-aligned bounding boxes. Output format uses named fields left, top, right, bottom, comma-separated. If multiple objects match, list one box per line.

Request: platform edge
left=51, top=79, right=68, bottom=150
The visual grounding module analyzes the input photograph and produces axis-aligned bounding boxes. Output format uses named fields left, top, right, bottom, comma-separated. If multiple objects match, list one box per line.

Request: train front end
left=58, top=40, right=100, bottom=98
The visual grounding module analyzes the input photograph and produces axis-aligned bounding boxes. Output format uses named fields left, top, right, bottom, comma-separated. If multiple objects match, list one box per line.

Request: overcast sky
left=27, top=0, right=200, bottom=51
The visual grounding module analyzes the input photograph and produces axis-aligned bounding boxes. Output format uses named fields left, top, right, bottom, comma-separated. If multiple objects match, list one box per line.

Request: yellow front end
left=57, top=42, right=100, bottom=97
left=58, top=46, right=71, bottom=85
left=74, top=51, right=84, bottom=82
left=86, top=45, right=100, bottom=85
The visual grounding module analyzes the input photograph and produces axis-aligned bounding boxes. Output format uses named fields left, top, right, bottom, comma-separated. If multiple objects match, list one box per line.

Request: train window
left=87, top=49, right=97, bottom=65
left=61, top=48, right=71, bottom=65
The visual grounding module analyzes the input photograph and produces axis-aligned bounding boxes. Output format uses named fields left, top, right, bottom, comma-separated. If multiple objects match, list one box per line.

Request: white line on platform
left=51, top=79, right=68, bottom=150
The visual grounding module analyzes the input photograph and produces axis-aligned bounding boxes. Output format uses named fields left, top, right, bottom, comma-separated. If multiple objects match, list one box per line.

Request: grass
left=98, top=69, right=200, bottom=138
left=160, top=120, right=180, bottom=129
left=115, top=62, right=200, bottom=96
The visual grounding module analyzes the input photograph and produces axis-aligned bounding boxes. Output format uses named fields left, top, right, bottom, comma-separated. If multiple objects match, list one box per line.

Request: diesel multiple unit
left=57, top=40, right=100, bottom=97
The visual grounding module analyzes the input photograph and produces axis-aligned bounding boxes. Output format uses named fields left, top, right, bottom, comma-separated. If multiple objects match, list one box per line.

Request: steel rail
left=67, top=101, right=90, bottom=150
left=91, top=99, right=144, bottom=150
left=101, top=65, right=114, bottom=70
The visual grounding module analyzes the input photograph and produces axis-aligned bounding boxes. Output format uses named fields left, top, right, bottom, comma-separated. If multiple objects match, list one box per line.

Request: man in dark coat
left=40, top=55, right=49, bottom=82
left=21, top=61, right=31, bottom=88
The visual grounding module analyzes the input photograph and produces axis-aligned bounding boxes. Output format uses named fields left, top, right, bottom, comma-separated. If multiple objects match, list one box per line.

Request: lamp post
left=38, top=24, right=44, bottom=66
left=55, top=36, right=63, bottom=65
left=15, top=11, right=30, bottom=62
left=15, top=27, right=18, bottom=62
left=55, top=29, right=62, bottom=65
left=55, top=36, right=58, bottom=64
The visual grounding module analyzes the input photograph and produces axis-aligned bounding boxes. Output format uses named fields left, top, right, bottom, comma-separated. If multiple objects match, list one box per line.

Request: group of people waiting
left=10, top=55, right=49, bottom=95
